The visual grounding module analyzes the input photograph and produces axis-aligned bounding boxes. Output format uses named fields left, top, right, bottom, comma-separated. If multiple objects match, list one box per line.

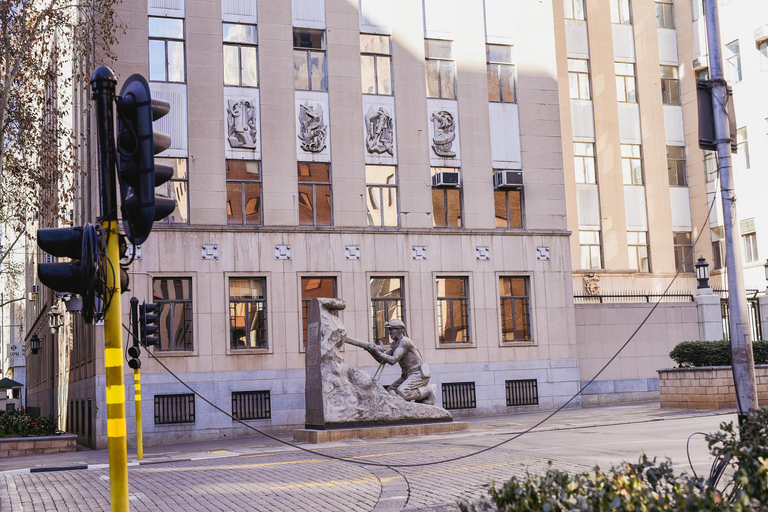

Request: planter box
left=0, top=434, right=77, bottom=457
left=658, top=365, right=768, bottom=410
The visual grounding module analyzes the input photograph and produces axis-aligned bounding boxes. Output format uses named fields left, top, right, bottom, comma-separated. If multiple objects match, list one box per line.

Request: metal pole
left=703, top=0, right=758, bottom=421
left=130, top=297, right=143, bottom=460
left=91, top=66, right=130, bottom=512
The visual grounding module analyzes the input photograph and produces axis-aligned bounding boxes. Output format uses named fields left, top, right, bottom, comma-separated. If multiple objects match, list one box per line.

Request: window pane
left=310, top=51, right=326, bottom=91
left=367, top=186, right=382, bottom=227
left=508, top=190, right=522, bottom=228
left=446, top=188, right=461, bottom=227
left=167, top=41, right=185, bottom=82
left=361, top=55, right=376, bottom=94
left=425, top=39, right=451, bottom=59
left=494, top=190, right=508, bottom=228
left=360, top=34, right=390, bottom=53
left=294, top=51, right=309, bottom=90
left=223, top=45, right=239, bottom=85
left=372, top=278, right=402, bottom=298
left=244, top=183, right=261, bottom=225
left=226, top=160, right=260, bottom=180
left=302, top=277, right=336, bottom=298
left=230, top=278, right=265, bottom=299
left=487, top=44, right=512, bottom=64
left=426, top=60, right=440, bottom=98
left=500, top=65, right=515, bottom=102
left=382, top=188, right=397, bottom=226
left=315, top=185, right=332, bottom=226
left=441, top=277, right=465, bottom=297
left=241, top=46, right=258, bottom=87
left=298, top=162, right=330, bottom=182
left=294, top=29, right=323, bottom=49
left=365, top=165, right=396, bottom=185
left=432, top=188, right=446, bottom=228
left=377, top=56, right=392, bottom=95
left=568, top=59, right=589, bottom=73
left=298, top=185, right=314, bottom=225
left=227, top=183, right=242, bottom=224
left=487, top=65, right=501, bottom=101
left=149, top=40, right=167, bottom=81
left=440, top=61, right=456, bottom=99
left=149, top=17, right=184, bottom=38
left=223, top=23, right=257, bottom=44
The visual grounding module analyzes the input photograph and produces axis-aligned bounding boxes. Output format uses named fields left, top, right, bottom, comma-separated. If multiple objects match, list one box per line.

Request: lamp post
left=30, top=334, right=41, bottom=355
left=695, top=256, right=710, bottom=290
left=764, top=259, right=768, bottom=292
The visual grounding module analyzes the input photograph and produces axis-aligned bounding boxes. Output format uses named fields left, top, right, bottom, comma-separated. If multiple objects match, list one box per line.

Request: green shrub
left=460, top=407, right=768, bottom=512
left=669, top=340, right=768, bottom=368
left=0, top=409, right=58, bottom=438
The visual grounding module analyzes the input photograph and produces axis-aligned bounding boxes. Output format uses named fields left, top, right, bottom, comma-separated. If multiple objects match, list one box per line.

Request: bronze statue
left=347, top=319, right=436, bottom=405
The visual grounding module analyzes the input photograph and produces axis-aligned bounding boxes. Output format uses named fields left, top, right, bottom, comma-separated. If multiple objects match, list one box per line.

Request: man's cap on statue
left=384, top=319, right=405, bottom=329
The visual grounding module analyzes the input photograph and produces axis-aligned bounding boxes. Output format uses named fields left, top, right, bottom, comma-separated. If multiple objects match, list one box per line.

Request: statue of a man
left=348, top=319, right=436, bottom=405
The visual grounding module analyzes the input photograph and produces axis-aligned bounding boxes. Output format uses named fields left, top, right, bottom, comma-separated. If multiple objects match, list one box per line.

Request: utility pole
left=703, top=0, right=758, bottom=422
left=91, top=66, right=130, bottom=512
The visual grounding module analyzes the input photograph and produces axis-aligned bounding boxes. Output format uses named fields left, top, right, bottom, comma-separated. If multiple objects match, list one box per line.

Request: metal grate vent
left=154, top=394, right=196, bottom=425
left=441, top=382, right=476, bottom=410
left=232, top=390, right=271, bottom=420
left=506, top=379, right=538, bottom=406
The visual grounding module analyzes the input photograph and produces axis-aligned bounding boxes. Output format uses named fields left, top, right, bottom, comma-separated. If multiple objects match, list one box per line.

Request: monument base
left=294, top=421, right=469, bottom=444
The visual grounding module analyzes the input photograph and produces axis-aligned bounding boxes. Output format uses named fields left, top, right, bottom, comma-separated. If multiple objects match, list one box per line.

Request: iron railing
left=574, top=291, right=694, bottom=303
left=441, top=382, right=476, bottom=410
left=232, top=390, right=271, bottom=420
left=154, top=393, right=195, bottom=425
left=506, top=379, right=539, bottom=406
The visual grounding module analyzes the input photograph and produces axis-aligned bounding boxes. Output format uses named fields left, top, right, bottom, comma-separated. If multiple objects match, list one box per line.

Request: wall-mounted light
left=695, top=256, right=710, bottom=289
left=30, top=334, right=41, bottom=355
left=49, top=302, right=64, bottom=334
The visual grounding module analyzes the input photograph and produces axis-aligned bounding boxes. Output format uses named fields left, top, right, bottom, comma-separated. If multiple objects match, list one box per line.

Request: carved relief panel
left=426, top=99, right=460, bottom=167
left=362, top=95, right=396, bottom=165
left=295, top=91, right=331, bottom=162
left=224, top=88, right=261, bottom=160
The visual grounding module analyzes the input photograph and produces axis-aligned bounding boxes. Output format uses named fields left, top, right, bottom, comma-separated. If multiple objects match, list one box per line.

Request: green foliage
left=460, top=407, right=768, bottom=512
left=669, top=340, right=768, bottom=368
left=0, top=410, right=57, bottom=438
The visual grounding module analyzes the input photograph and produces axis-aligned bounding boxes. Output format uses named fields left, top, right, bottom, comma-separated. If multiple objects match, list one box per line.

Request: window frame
left=226, top=160, right=263, bottom=226
left=563, top=0, right=586, bottom=20
left=148, top=16, right=186, bottom=83
left=486, top=44, right=516, bottom=103
left=667, top=146, right=686, bottom=186
left=573, top=142, right=597, bottom=184
left=300, top=275, right=338, bottom=352
left=655, top=0, right=674, bottom=29
left=435, top=276, right=472, bottom=347
left=152, top=276, right=194, bottom=353
left=360, top=33, right=393, bottom=95
left=736, top=126, right=750, bottom=170
left=154, top=157, right=189, bottom=225
left=615, top=62, right=637, bottom=103
left=725, top=40, right=742, bottom=83
left=627, top=231, right=650, bottom=273
left=365, top=165, right=399, bottom=227
left=568, top=58, right=591, bottom=100
left=498, top=275, right=533, bottom=345
left=369, top=275, right=406, bottom=346
left=673, top=232, right=694, bottom=273
left=743, top=232, right=759, bottom=263
left=298, top=162, right=333, bottom=227
left=493, top=177, right=524, bottom=229
left=621, top=144, right=643, bottom=185
left=611, top=0, right=632, bottom=24
left=293, top=28, right=327, bottom=92
left=227, top=276, right=269, bottom=353
left=660, top=65, right=680, bottom=105
left=579, top=229, right=603, bottom=270
left=425, top=39, right=457, bottom=100
left=431, top=167, right=463, bottom=228
left=223, top=22, right=259, bottom=88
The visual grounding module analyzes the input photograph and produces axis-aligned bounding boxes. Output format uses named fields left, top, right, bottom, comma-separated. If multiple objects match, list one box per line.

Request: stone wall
left=575, top=301, right=701, bottom=405
left=0, top=434, right=77, bottom=457
left=658, top=365, right=768, bottom=409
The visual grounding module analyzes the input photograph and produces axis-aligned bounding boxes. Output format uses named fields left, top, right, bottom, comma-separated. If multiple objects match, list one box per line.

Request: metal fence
left=505, top=379, right=538, bottom=406
left=714, top=288, right=763, bottom=341
left=232, top=390, right=271, bottom=420
left=441, top=382, right=476, bottom=410
left=154, top=394, right=195, bottom=425
left=574, top=291, right=694, bottom=304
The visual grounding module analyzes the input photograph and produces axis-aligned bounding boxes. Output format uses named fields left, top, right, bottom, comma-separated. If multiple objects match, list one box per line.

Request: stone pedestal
left=695, top=288, right=724, bottom=340
left=294, top=421, right=469, bottom=444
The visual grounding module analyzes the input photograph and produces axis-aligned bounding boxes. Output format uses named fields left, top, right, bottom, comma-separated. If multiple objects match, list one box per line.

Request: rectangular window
left=563, top=0, right=585, bottom=20
left=760, top=40, right=768, bottom=72
left=301, top=277, right=336, bottom=348
left=431, top=168, right=462, bottom=228
left=611, top=0, right=632, bottom=24
left=155, top=158, right=189, bottom=224
left=725, top=40, right=742, bottom=83
left=655, top=0, right=674, bottom=28
left=627, top=231, right=650, bottom=272
left=661, top=65, right=680, bottom=105
left=154, top=394, right=195, bottom=424
left=153, top=278, right=193, bottom=351
left=360, top=34, right=392, bottom=95
left=486, top=44, right=516, bottom=103
left=673, top=232, right=694, bottom=273
left=370, top=277, right=405, bottom=345
left=579, top=230, right=603, bottom=269
left=223, top=23, right=258, bottom=87
left=436, top=277, right=469, bottom=344
left=499, top=276, right=531, bottom=342
left=149, top=17, right=185, bottom=83
left=615, top=62, right=637, bottom=102
left=704, top=150, right=718, bottom=182
left=568, top=59, right=591, bottom=100
left=736, top=126, right=750, bottom=170
left=226, top=160, right=262, bottom=225
left=293, top=28, right=327, bottom=91
left=232, top=390, right=271, bottom=420
left=621, top=144, right=643, bottom=185
left=298, top=162, right=332, bottom=226
left=574, top=142, right=596, bottom=184
left=229, top=278, right=267, bottom=350
left=743, top=232, right=759, bottom=263
left=366, top=165, right=398, bottom=227
left=493, top=187, right=523, bottom=229
left=712, top=239, right=725, bottom=270
left=667, top=146, right=686, bottom=186
left=425, top=39, right=456, bottom=99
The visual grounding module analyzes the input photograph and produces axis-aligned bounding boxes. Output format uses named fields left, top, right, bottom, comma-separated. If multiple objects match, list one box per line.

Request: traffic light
left=37, top=225, right=97, bottom=295
left=127, top=345, right=141, bottom=369
left=139, top=302, right=160, bottom=347
left=116, top=74, right=174, bottom=245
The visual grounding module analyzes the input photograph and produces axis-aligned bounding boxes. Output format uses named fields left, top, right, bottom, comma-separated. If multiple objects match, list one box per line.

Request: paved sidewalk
left=0, top=401, right=730, bottom=474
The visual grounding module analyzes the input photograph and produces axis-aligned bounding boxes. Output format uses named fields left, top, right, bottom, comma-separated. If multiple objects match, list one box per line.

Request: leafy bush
left=669, top=340, right=768, bottom=368
left=0, top=409, right=58, bottom=438
left=460, top=407, right=768, bottom=512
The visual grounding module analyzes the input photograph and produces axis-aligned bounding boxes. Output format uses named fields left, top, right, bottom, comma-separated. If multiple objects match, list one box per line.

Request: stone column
left=695, top=287, right=724, bottom=341
left=759, top=293, right=768, bottom=340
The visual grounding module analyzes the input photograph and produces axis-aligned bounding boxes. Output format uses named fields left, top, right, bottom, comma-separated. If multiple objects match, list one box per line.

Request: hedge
left=0, top=409, right=58, bottom=438
left=460, top=407, right=768, bottom=511
left=669, top=339, right=768, bottom=368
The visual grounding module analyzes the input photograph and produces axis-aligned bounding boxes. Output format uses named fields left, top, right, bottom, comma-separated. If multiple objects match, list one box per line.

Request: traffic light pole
left=704, top=0, right=758, bottom=422
left=91, top=66, right=130, bottom=512
left=130, top=297, right=144, bottom=460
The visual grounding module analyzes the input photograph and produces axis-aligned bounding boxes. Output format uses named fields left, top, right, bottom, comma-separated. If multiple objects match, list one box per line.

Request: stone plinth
left=658, top=365, right=768, bottom=409
left=294, top=421, right=469, bottom=444
left=0, top=434, right=77, bottom=457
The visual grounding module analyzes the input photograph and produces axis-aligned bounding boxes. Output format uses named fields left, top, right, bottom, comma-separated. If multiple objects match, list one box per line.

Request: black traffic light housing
left=37, top=226, right=88, bottom=294
left=140, top=302, right=160, bottom=347
left=116, top=74, right=175, bottom=245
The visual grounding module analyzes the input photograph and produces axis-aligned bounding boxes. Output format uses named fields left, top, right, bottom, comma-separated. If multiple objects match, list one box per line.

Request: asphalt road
left=0, top=407, right=736, bottom=511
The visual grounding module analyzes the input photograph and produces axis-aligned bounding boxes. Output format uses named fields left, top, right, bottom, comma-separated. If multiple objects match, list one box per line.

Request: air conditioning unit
left=755, top=25, right=768, bottom=45
left=493, top=170, right=523, bottom=189
left=432, top=171, right=460, bottom=187
left=32, top=284, right=39, bottom=294
left=692, top=56, right=708, bottom=71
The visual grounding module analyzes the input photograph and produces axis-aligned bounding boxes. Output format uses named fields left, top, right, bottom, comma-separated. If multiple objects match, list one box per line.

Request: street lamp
left=695, top=256, right=710, bottom=289
left=49, top=302, right=64, bottom=334
left=764, top=259, right=768, bottom=290
left=30, top=334, right=41, bottom=355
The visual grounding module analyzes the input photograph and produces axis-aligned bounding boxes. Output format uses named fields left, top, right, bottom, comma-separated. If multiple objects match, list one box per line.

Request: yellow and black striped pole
left=133, top=368, right=143, bottom=460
